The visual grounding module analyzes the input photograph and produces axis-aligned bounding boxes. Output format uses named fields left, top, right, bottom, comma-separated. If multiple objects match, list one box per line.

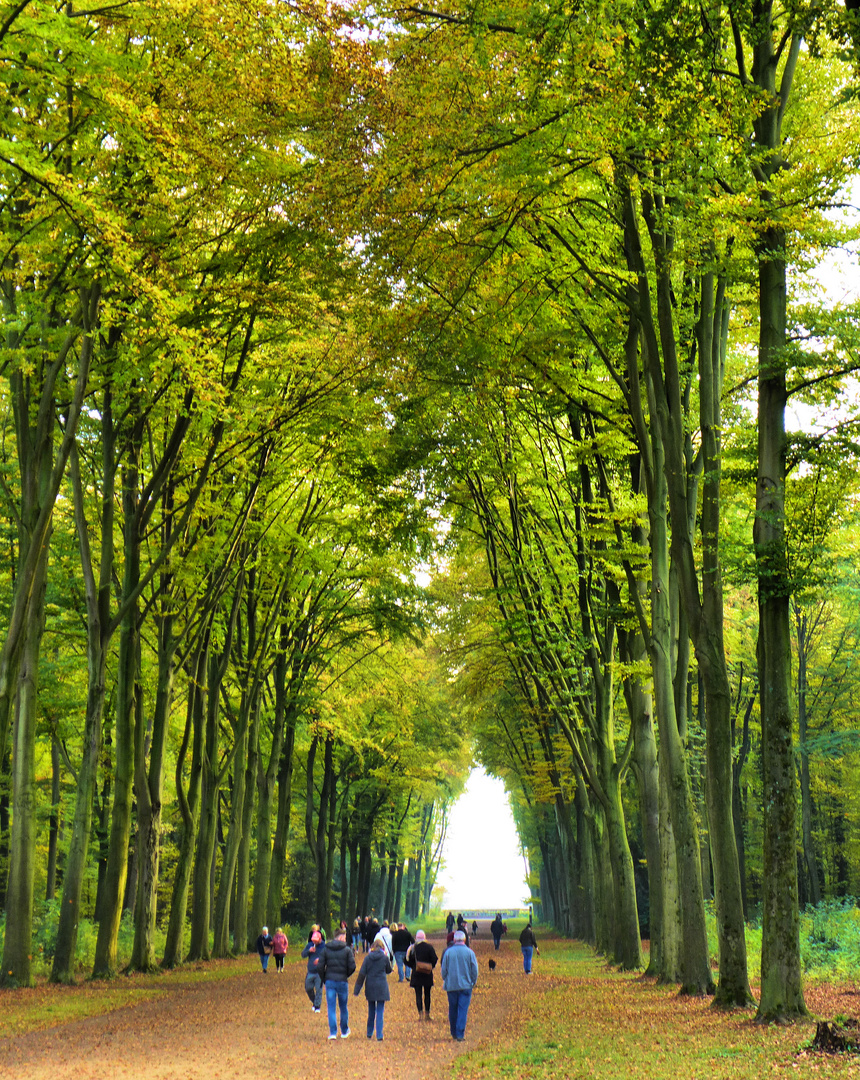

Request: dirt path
left=0, top=934, right=543, bottom=1080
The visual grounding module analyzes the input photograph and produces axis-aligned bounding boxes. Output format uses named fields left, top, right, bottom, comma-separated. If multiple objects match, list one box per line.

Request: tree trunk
left=266, top=703, right=297, bottom=943
left=93, top=441, right=141, bottom=978
left=162, top=651, right=205, bottom=968
left=795, top=610, right=822, bottom=907
left=755, top=231, right=806, bottom=1020
left=213, top=720, right=248, bottom=957
left=1, top=589, right=45, bottom=987
left=46, top=738, right=61, bottom=901
left=233, top=707, right=257, bottom=954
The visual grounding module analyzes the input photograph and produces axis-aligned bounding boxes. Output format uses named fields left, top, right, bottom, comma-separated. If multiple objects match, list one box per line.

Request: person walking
left=301, top=930, right=326, bottom=1012
left=365, top=915, right=380, bottom=955
left=406, top=929, right=438, bottom=1022
left=445, top=911, right=455, bottom=934
left=490, top=913, right=507, bottom=951
left=321, top=926, right=356, bottom=1039
left=374, top=919, right=394, bottom=962
left=271, top=927, right=289, bottom=973
left=255, top=926, right=274, bottom=973
left=519, top=922, right=539, bottom=974
left=391, top=922, right=415, bottom=982
left=354, top=939, right=392, bottom=1041
left=441, top=930, right=478, bottom=1042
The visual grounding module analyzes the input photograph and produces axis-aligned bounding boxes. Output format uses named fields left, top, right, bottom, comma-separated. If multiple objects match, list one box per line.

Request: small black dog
left=488, top=958, right=496, bottom=971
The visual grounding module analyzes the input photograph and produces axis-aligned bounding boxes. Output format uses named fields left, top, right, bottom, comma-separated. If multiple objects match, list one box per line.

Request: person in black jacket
left=490, top=913, right=507, bottom=951
left=391, top=923, right=415, bottom=982
left=519, top=922, right=539, bottom=973
left=321, top=928, right=356, bottom=1039
left=406, top=929, right=438, bottom=1021
left=354, top=940, right=393, bottom=1040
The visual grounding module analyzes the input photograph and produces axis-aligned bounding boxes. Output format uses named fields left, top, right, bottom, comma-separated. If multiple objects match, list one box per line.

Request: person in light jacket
left=271, top=927, right=289, bottom=973
left=441, top=930, right=478, bottom=1042
left=354, top=939, right=392, bottom=1041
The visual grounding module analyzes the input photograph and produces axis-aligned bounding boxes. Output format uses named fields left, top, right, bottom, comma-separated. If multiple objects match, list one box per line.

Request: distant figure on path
left=519, top=922, right=539, bottom=973
left=256, top=926, right=274, bottom=973
left=441, top=930, right=478, bottom=1042
left=271, top=927, right=289, bottom=973
left=407, top=930, right=438, bottom=1022
left=445, top=911, right=455, bottom=934
left=301, top=930, right=326, bottom=1011
left=471, top=920, right=478, bottom=938
left=354, top=939, right=393, bottom=1041
left=321, top=927, right=356, bottom=1039
left=490, top=913, right=507, bottom=951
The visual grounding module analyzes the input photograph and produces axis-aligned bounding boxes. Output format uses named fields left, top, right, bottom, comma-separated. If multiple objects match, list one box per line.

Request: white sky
left=433, top=768, right=528, bottom=911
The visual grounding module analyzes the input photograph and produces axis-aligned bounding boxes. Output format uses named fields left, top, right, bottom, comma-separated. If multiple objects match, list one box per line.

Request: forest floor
left=2, top=932, right=860, bottom=1080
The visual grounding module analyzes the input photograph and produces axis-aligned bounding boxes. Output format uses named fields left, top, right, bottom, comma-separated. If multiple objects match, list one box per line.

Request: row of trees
left=3, top=0, right=860, bottom=1031
left=337, top=0, right=860, bottom=1023
left=0, top=1, right=468, bottom=987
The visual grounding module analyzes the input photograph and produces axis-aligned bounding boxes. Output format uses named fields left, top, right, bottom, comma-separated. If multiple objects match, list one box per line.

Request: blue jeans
left=447, top=988, right=472, bottom=1039
left=305, top=971, right=323, bottom=1009
left=366, top=999, right=385, bottom=1039
left=394, top=951, right=408, bottom=981
left=522, top=945, right=534, bottom=973
left=493, top=935, right=501, bottom=950
left=326, top=980, right=349, bottom=1036
left=260, top=953, right=269, bottom=971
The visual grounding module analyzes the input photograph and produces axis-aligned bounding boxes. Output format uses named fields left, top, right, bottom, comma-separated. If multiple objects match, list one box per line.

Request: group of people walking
left=255, top=914, right=538, bottom=1043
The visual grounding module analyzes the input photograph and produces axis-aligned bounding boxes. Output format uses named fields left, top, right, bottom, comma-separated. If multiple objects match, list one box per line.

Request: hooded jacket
left=321, top=937, right=356, bottom=982
left=354, top=948, right=392, bottom=1001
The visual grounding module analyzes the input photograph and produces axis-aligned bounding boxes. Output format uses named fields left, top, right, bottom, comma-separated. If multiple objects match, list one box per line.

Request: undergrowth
left=700, top=896, right=860, bottom=982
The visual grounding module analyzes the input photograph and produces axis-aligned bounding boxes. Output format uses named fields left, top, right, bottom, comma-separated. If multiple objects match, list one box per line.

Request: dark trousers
left=414, top=983, right=431, bottom=1014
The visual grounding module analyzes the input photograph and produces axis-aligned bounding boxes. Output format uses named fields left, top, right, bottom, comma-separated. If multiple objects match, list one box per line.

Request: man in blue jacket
left=440, top=930, right=479, bottom=1041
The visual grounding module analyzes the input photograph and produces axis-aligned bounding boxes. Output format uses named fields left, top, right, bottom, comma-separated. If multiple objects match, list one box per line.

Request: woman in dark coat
left=354, top=939, right=392, bottom=1040
left=406, top=929, right=438, bottom=1021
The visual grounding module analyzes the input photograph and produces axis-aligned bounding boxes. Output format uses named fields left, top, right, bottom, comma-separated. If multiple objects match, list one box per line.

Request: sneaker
left=328, top=1034, right=337, bottom=1040
left=313, top=1008, right=320, bottom=1013
left=341, top=1029, right=351, bottom=1039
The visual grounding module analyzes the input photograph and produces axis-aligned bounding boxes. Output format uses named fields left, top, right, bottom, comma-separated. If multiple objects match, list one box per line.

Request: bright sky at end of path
left=434, top=768, right=527, bottom=910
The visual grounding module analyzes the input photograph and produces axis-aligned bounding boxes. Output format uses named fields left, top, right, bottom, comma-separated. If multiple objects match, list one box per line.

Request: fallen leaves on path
left=0, top=935, right=542, bottom=1080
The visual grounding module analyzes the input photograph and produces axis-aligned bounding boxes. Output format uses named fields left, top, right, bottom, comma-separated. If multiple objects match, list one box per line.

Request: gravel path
left=0, top=933, right=543, bottom=1080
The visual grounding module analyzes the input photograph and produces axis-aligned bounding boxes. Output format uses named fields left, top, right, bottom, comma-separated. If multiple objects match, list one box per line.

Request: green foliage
left=801, top=899, right=860, bottom=979
left=0, top=901, right=167, bottom=978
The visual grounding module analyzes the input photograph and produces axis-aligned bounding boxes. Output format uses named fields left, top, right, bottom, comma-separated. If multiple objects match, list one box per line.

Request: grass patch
left=454, top=936, right=860, bottom=1080
left=0, top=955, right=256, bottom=1039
